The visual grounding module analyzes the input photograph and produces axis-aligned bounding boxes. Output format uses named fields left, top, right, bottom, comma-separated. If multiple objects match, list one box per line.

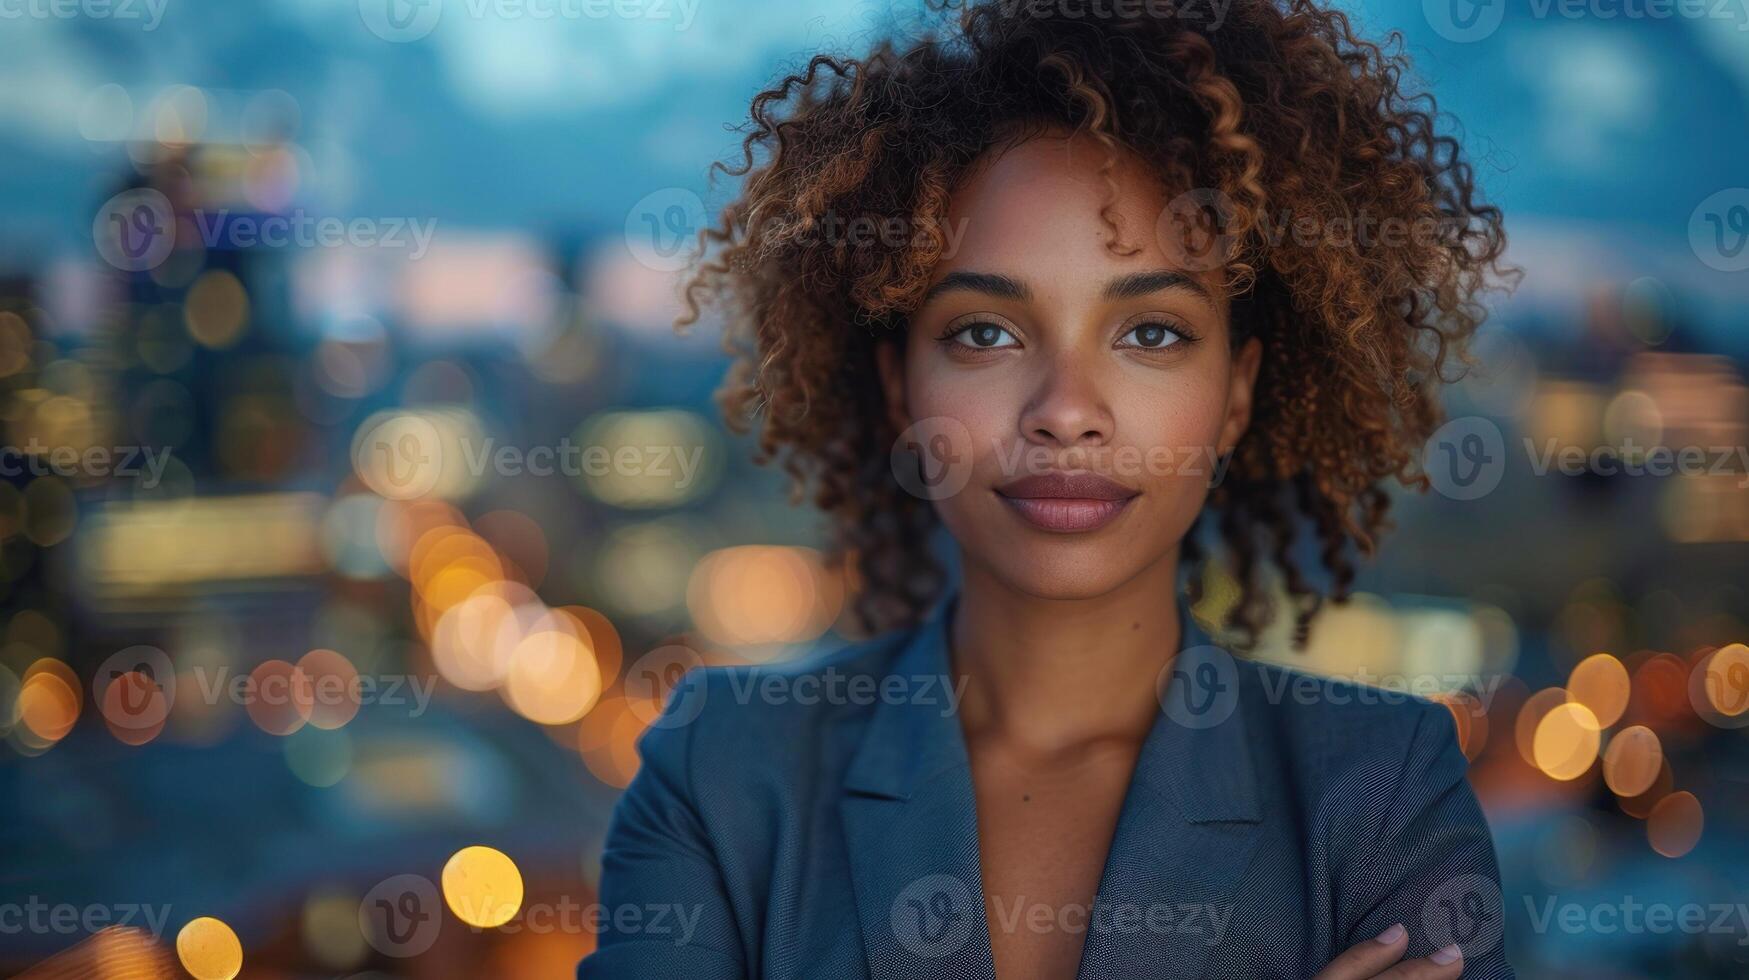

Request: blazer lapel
left=1074, top=609, right=1265, bottom=980
left=840, top=596, right=997, bottom=980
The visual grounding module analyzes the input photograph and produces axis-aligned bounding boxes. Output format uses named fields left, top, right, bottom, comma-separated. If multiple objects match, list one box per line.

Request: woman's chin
left=972, top=550, right=1157, bottom=603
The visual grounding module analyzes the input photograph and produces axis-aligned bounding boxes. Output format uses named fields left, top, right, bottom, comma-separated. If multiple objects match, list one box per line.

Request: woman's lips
left=995, top=473, right=1139, bottom=532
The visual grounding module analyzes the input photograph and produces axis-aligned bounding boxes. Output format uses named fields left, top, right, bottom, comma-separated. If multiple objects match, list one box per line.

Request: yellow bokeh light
left=442, top=845, right=524, bottom=928
left=1515, top=687, right=1569, bottom=768
left=687, top=545, right=841, bottom=648
left=1602, top=725, right=1662, bottom=798
left=1647, top=791, right=1703, bottom=858
left=176, top=916, right=243, bottom=980
left=184, top=270, right=250, bottom=349
left=1533, top=701, right=1602, bottom=781
left=574, top=409, right=716, bottom=508
left=1567, top=653, right=1630, bottom=728
left=351, top=408, right=484, bottom=501
left=503, top=626, right=601, bottom=726
left=431, top=591, right=525, bottom=691
left=19, top=659, right=81, bottom=744
left=557, top=605, right=624, bottom=687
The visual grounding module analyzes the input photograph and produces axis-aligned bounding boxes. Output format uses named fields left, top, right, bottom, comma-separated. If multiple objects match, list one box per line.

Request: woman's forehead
left=934, top=135, right=1218, bottom=294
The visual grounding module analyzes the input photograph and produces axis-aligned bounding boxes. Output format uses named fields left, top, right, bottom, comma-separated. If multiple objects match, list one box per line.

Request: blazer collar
left=1137, top=606, right=1262, bottom=824
left=839, top=588, right=1265, bottom=980
left=842, top=590, right=1261, bottom=825
left=841, top=592, right=967, bottom=801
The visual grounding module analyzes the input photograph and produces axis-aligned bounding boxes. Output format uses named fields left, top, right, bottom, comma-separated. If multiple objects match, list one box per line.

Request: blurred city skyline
left=2, top=1, right=1748, bottom=347
left=3, top=1, right=1749, bottom=977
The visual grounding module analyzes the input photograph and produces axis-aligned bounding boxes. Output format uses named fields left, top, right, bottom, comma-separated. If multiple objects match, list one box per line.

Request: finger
left=1374, top=943, right=1465, bottom=980
left=1309, top=923, right=1409, bottom=980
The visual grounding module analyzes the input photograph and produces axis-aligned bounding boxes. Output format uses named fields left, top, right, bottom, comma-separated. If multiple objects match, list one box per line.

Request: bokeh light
left=175, top=916, right=242, bottom=980
left=1646, top=791, right=1704, bottom=858
left=1601, top=725, right=1662, bottom=797
left=1533, top=702, right=1602, bottom=781
left=442, top=845, right=524, bottom=929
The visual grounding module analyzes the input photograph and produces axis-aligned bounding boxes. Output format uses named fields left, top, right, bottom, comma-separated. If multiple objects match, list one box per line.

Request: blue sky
left=2, top=0, right=1745, bottom=338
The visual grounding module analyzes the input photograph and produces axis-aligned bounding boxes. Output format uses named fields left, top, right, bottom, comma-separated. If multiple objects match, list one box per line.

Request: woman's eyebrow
left=1102, top=269, right=1214, bottom=303
left=921, top=271, right=1031, bottom=303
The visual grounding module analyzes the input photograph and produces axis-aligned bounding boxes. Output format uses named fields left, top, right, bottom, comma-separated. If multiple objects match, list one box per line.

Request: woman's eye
left=1119, top=321, right=1182, bottom=350
left=951, top=322, right=1019, bottom=349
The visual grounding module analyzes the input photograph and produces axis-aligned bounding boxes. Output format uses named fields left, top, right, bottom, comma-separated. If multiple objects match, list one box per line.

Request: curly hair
left=678, top=0, right=1514, bottom=647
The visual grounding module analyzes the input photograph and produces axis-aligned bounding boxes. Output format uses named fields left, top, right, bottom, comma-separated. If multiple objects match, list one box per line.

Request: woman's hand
left=1312, top=924, right=1465, bottom=979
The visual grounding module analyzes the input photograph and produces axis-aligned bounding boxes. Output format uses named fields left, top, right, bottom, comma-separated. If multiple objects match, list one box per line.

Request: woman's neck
left=949, top=549, right=1184, bottom=754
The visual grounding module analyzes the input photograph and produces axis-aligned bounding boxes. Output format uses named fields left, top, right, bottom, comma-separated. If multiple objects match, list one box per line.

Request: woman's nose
left=1018, top=359, right=1114, bottom=449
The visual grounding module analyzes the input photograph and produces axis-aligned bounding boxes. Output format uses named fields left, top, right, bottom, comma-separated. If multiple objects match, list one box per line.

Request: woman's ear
left=1218, top=337, right=1263, bottom=455
left=875, top=339, right=911, bottom=435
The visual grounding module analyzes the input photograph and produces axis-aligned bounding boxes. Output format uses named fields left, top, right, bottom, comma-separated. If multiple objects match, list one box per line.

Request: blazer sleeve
left=1337, top=702, right=1515, bottom=979
left=578, top=671, right=746, bottom=979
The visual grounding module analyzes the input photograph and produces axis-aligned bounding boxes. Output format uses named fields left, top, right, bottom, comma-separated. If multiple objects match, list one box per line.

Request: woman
left=583, top=1, right=1514, bottom=977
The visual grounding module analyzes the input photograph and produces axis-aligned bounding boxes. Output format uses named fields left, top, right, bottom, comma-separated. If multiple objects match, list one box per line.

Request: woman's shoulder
left=1229, top=656, right=1474, bottom=820
left=633, top=625, right=926, bottom=791
left=1233, top=656, right=1462, bottom=741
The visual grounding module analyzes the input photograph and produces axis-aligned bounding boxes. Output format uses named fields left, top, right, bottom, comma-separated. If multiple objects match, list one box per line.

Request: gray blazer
left=580, top=593, right=1513, bottom=979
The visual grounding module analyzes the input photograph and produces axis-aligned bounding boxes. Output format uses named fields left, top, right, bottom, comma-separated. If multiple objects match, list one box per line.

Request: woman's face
left=880, top=133, right=1262, bottom=601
